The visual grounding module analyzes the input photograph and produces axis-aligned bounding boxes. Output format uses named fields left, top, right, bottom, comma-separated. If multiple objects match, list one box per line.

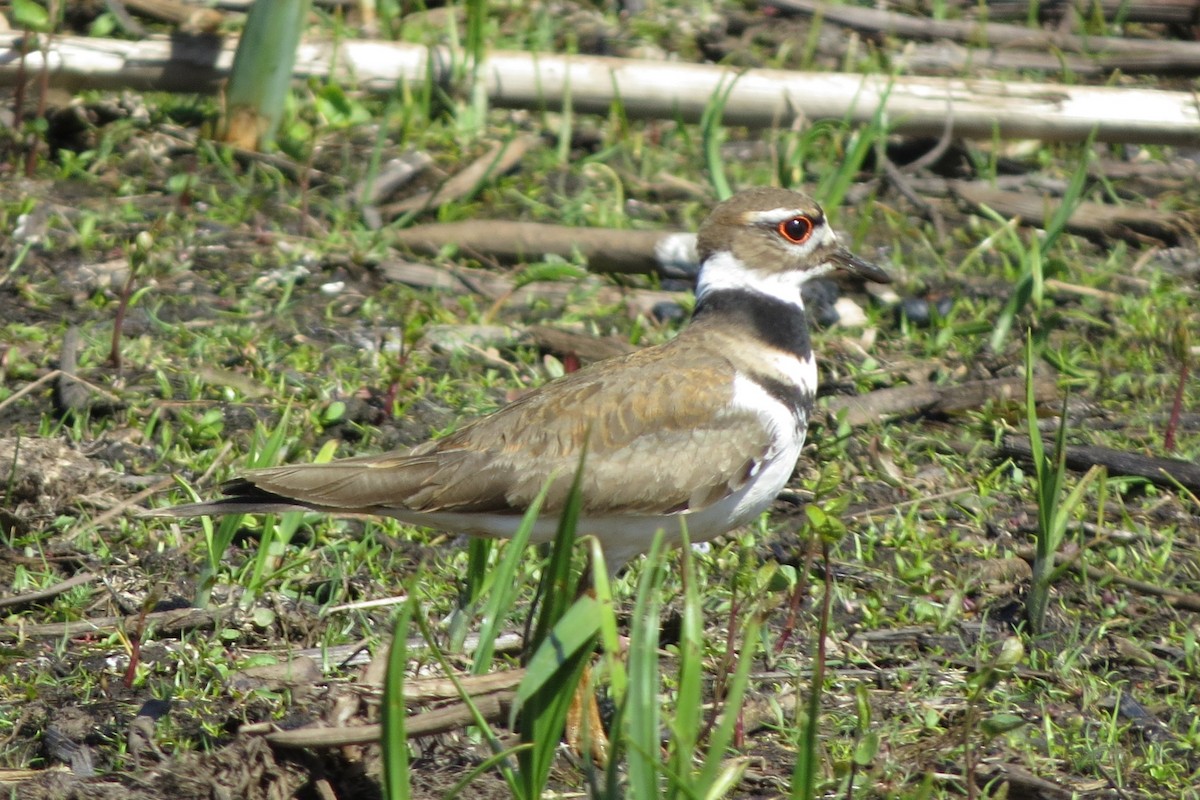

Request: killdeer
left=159, top=188, right=890, bottom=568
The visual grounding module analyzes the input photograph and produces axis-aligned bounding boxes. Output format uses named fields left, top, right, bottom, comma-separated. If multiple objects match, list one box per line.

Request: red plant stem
left=1164, top=357, right=1188, bottom=452
left=775, top=537, right=816, bottom=655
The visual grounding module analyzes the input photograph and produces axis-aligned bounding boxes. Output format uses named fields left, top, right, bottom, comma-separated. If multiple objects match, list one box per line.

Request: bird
left=157, top=188, right=890, bottom=569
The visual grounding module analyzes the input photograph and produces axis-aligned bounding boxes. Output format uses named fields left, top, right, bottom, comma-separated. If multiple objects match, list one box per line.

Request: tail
left=141, top=479, right=320, bottom=518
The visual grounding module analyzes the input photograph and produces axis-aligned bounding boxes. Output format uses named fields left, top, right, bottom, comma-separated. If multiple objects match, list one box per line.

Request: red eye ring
left=777, top=215, right=815, bottom=244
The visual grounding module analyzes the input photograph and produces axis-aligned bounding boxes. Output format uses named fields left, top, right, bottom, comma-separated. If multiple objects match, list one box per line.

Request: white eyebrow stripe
left=744, top=207, right=811, bottom=224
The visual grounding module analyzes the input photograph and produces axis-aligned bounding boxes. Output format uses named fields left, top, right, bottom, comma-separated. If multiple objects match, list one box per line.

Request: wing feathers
left=200, top=342, right=777, bottom=519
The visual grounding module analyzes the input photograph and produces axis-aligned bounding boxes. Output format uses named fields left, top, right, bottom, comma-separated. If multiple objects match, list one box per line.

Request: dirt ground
left=2, top=33, right=1200, bottom=800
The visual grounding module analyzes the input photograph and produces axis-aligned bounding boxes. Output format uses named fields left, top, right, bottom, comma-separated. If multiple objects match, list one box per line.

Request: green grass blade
left=817, top=81, right=891, bottom=214
left=528, top=450, right=587, bottom=652
left=991, top=265, right=1036, bottom=353
left=471, top=485, right=549, bottom=673
left=588, top=536, right=627, bottom=701
left=1024, top=331, right=1050, bottom=633
left=700, top=74, right=739, bottom=201
left=514, top=594, right=602, bottom=708
left=412, top=611, right=522, bottom=796
left=514, top=454, right=592, bottom=799
left=625, top=530, right=667, bottom=800
left=381, top=595, right=415, bottom=800
left=699, top=614, right=758, bottom=792
left=195, top=407, right=294, bottom=606
left=1041, top=137, right=1094, bottom=252
left=449, top=537, right=493, bottom=652
left=441, top=743, right=536, bottom=800
left=667, top=529, right=702, bottom=799
left=220, top=0, right=311, bottom=149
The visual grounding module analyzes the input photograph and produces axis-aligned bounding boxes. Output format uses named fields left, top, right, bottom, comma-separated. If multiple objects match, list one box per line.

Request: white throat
left=696, top=250, right=825, bottom=307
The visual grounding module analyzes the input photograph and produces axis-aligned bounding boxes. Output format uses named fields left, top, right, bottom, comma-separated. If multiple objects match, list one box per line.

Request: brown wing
left=235, top=342, right=772, bottom=517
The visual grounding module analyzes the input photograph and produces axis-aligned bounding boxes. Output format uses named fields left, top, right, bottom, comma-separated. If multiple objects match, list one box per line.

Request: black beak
left=829, top=248, right=891, bottom=284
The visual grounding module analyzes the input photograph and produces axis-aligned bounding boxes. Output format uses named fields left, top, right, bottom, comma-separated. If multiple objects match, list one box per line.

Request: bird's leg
left=566, top=662, right=609, bottom=765
left=564, top=547, right=610, bottom=764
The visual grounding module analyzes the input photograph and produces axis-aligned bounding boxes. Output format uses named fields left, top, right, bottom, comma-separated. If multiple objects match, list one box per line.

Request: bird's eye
left=776, top=215, right=815, bottom=244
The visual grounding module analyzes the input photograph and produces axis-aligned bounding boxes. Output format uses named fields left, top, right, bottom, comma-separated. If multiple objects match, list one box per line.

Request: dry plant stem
left=262, top=692, right=514, bottom=747
left=56, top=327, right=91, bottom=414
left=0, top=572, right=98, bottom=610
left=110, top=255, right=140, bottom=371
left=881, top=155, right=948, bottom=239
left=706, top=589, right=744, bottom=740
left=12, top=34, right=27, bottom=133
left=76, top=476, right=178, bottom=539
left=900, top=111, right=955, bottom=174
left=379, top=134, right=539, bottom=218
left=847, top=486, right=976, bottom=520
left=1014, top=546, right=1200, bottom=612
left=389, top=670, right=525, bottom=700
left=29, top=31, right=51, bottom=177
left=122, top=604, right=150, bottom=688
left=774, top=533, right=817, bottom=656
left=1043, top=278, right=1122, bottom=304
left=0, top=370, right=122, bottom=416
left=0, top=371, right=60, bottom=415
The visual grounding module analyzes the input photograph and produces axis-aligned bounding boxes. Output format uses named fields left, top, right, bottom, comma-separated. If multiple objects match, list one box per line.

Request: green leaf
left=514, top=595, right=601, bottom=708
left=853, top=731, right=880, bottom=766
left=980, top=714, right=1027, bottom=737
left=13, top=0, right=50, bottom=31
left=321, top=400, right=346, bottom=424
left=513, top=261, right=587, bottom=287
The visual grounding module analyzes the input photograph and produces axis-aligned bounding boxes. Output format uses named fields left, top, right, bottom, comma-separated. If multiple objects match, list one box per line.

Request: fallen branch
left=1001, top=437, right=1200, bottom=495
left=895, top=40, right=1200, bottom=77
left=5, top=34, right=1198, bottom=145
left=951, top=182, right=1200, bottom=245
left=524, top=324, right=638, bottom=364
left=390, top=220, right=696, bottom=276
left=377, top=258, right=682, bottom=317
left=766, top=0, right=1200, bottom=59
left=0, top=607, right=223, bottom=640
left=822, top=375, right=1059, bottom=427
left=123, top=0, right=223, bottom=32
left=975, top=0, right=1200, bottom=25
